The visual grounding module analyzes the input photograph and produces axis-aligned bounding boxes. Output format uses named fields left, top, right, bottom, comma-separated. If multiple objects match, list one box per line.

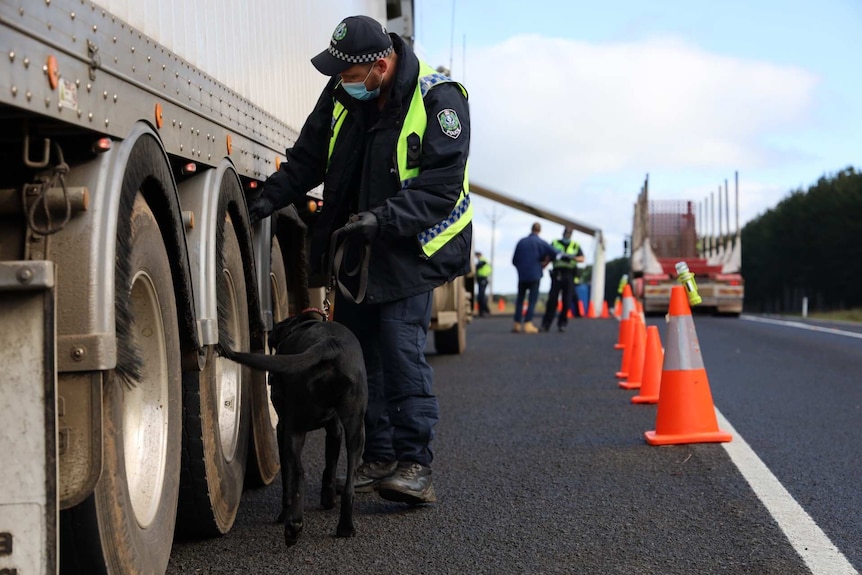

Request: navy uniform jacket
left=512, top=234, right=558, bottom=283
left=259, top=34, right=472, bottom=304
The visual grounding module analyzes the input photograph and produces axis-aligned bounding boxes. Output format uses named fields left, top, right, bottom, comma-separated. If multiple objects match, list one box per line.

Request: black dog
left=220, top=309, right=367, bottom=546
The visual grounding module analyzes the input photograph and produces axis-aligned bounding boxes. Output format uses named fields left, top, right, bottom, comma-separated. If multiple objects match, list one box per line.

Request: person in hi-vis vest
left=246, top=15, right=472, bottom=505
left=540, top=227, right=584, bottom=332
left=475, top=251, right=492, bottom=316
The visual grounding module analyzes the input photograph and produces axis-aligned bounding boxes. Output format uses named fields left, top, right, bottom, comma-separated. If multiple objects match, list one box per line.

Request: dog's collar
left=300, top=307, right=328, bottom=321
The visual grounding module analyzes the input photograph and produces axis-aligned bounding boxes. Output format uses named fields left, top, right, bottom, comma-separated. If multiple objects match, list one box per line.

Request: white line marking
left=741, top=315, right=862, bottom=340
left=716, top=409, right=859, bottom=575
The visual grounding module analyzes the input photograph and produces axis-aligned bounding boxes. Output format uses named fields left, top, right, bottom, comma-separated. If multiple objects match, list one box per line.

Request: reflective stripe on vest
left=329, top=62, right=471, bottom=258
left=552, top=239, right=579, bottom=269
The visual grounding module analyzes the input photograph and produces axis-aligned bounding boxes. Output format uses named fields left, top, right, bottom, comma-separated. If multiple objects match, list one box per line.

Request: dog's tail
left=218, top=340, right=339, bottom=378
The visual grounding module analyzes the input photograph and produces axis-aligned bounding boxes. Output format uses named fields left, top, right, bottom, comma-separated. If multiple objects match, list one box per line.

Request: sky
left=411, top=0, right=862, bottom=296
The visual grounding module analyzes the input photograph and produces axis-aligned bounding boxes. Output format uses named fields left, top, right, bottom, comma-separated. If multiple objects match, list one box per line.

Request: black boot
left=377, top=462, right=436, bottom=505
left=336, top=460, right=397, bottom=494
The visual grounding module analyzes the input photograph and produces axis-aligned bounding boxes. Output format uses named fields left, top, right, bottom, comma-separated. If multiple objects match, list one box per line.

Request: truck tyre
left=245, top=236, right=287, bottom=487
left=176, top=185, right=251, bottom=536
left=61, top=192, right=182, bottom=575
left=434, top=276, right=467, bottom=355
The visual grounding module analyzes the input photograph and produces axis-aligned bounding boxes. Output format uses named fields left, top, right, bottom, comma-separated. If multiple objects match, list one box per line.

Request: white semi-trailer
left=0, top=1, right=471, bottom=573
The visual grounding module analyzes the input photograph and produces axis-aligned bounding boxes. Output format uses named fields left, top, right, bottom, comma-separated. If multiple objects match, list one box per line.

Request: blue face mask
left=342, top=65, right=380, bottom=101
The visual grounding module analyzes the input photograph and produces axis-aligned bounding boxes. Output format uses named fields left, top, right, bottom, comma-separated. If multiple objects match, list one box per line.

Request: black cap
left=311, top=15, right=394, bottom=76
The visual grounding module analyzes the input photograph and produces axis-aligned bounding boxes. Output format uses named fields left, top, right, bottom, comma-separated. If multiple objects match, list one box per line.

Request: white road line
left=741, top=315, right=862, bottom=339
left=716, top=409, right=859, bottom=575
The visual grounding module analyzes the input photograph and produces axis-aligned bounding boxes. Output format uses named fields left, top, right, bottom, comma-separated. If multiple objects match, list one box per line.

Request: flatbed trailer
left=631, top=175, right=744, bottom=315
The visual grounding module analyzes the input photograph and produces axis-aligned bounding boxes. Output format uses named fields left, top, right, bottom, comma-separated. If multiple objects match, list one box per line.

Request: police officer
left=247, top=15, right=472, bottom=505
left=475, top=251, right=492, bottom=316
left=540, top=227, right=584, bottom=332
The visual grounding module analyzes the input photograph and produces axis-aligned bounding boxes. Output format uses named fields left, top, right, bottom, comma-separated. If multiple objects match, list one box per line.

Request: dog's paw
left=284, top=521, right=303, bottom=547
left=320, top=488, right=336, bottom=510
left=336, top=521, right=355, bottom=538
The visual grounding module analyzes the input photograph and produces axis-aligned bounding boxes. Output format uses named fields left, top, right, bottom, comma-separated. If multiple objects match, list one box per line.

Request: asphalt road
left=167, top=312, right=862, bottom=575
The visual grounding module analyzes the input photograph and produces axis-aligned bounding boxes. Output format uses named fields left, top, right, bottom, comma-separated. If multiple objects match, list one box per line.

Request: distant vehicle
left=630, top=174, right=744, bottom=316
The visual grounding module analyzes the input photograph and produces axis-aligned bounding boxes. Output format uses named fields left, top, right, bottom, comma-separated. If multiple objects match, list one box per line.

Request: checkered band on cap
left=328, top=44, right=393, bottom=65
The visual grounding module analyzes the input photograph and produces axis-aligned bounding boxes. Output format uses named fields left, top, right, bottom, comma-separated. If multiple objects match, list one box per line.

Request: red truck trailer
left=630, top=175, right=744, bottom=315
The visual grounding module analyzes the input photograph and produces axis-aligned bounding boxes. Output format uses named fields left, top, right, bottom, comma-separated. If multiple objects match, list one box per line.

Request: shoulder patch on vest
left=437, top=109, right=462, bottom=139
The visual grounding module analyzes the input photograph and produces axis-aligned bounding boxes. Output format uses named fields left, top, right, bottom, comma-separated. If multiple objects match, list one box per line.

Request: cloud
left=466, top=34, right=818, bottom=186
left=458, top=34, right=819, bottom=293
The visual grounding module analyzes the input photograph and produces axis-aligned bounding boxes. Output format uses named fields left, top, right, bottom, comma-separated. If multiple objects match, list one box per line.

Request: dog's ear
left=268, top=316, right=297, bottom=351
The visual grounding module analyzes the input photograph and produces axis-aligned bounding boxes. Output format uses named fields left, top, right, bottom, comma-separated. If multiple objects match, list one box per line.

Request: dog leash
left=323, top=224, right=371, bottom=316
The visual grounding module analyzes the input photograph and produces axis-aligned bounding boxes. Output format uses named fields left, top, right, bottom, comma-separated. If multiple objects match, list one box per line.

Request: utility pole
left=487, top=205, right=504, bottom=301
left=448, top=0, right=456, bottom=76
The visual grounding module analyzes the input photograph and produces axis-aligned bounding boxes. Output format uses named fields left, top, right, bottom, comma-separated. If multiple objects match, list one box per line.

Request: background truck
left=0, top=1, right=470, bottom=573
left=630, top=174, right=744, bottom=315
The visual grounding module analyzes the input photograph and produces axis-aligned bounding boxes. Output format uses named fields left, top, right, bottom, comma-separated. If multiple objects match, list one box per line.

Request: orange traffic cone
left=577, top=300, right=585, bottom=317
left=621, top=284, right=635, bottom=319
left=619, top=316, right=646, bottom=389
left=614, top=285, right=636, bottom=349
left=498, top=298, right=505, bottom=312
left=644, top=286, right=732, bottom=445
left=614, top=317, right=628, bottom=350
left=632, top=325, right=663, bottom=404
left=614, top=316, right=632, bottom=351
left=588, top=301, right=598, bottom=318
left=557, top=299, right=563, bottom=312
left=600, top=300, right=610, bottom=319
left=567, top=308, right=573, bottom=319
left=615, top=317, right=637, bottom=379
left=613, top=297, right=622, bottom=318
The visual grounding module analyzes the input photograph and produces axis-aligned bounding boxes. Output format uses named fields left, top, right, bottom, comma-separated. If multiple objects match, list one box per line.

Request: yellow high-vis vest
left=329, top=62, right=472, bottom=258
left=552, top=239, right=580, bottom=270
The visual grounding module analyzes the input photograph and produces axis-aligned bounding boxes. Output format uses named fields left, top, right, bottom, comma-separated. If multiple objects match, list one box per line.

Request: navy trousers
left=334, top=289, right=439, bottom=467
left=542, top=269, right=576, bottom=328
left=513, top=279, right=541, bottom=322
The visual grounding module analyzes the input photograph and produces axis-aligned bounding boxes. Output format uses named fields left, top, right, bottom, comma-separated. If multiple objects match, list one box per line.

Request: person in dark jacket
left=511, top=222, right=558, bottom=333
left=246, top=15, right=472, bottom=505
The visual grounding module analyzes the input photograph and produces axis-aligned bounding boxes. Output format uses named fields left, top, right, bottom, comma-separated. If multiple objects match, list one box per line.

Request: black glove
left=560, top=255, right=573, bottom=262
left=341, top=212, right=378, bottom=242
left=247, top=195, right=276, bottom=224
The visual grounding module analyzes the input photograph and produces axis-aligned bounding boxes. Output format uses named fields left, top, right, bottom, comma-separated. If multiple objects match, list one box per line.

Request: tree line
left=741, top=166, right=862, bottom=313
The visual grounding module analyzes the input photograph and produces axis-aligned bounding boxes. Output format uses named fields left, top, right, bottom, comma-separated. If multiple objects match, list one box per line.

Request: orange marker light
left=307, top=199, right=317, bottom=213
left=93, top=137, right=112, bottom=153
left=46, top=55, right=59, bottom=90
left=226, top=134, right=233, bottom=155
left=154, top=103, right=163, bottom=129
